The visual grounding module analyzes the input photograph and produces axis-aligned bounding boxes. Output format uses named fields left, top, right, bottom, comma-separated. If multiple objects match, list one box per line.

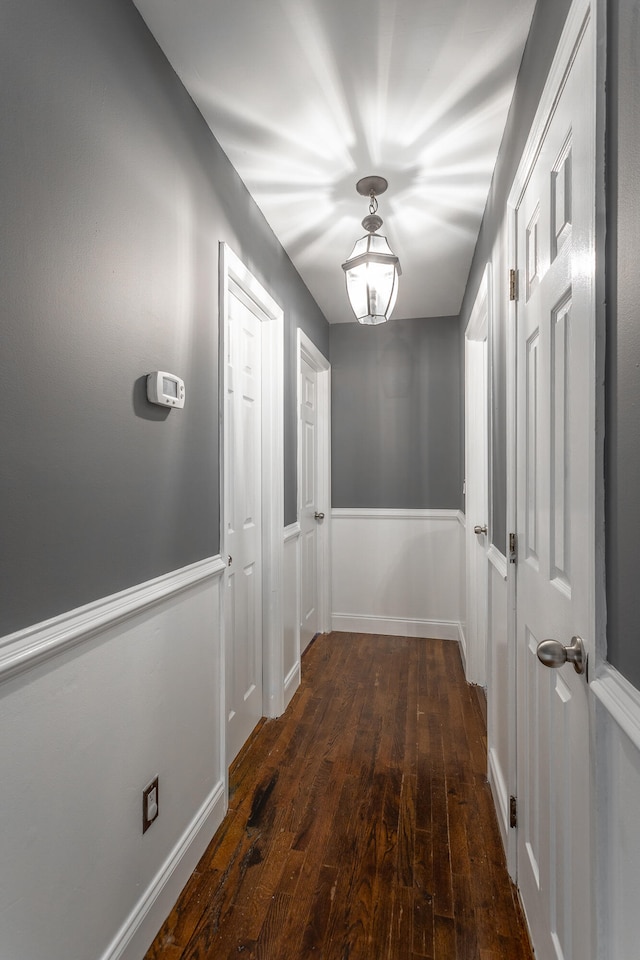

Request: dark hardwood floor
left=144, top=632, right=533, bottom=960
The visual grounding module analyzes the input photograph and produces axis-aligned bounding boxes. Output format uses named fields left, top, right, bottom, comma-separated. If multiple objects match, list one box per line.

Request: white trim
left=592, top=663, right=640, bottom=753
left=284, top=522, right=301, bottom=543
left=509, top=0, right=593, bottom=210
left=505, top=193, right=519, bottom=885
left=331, top=614, right=461, bottom=642
left=220, top=245, right=283, bottom=321
left=332, top=508, right=464, bottom=523
left=465, top=264, right=490, bottom=340
left=283, top=661, right=301, bottom=701
left=100, top=780, right=226, bottom=960
left=219, top=243, right=285, bottom=720
left=457, top=621, right=468, bottom=671
left=487, top=545, right=508, bottom=580
left=489, top=746, right=511, bottom=843
left=282, top=523, right=301, bottom=704
left=297, top=329, right=332, bottom=635
left=464, top=268, right=491, bottom=687
left=0, top=557, right=225, bottom=684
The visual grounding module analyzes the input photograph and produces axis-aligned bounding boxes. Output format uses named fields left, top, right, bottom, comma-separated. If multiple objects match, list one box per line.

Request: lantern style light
left=341, top=176, right=401, bottom=325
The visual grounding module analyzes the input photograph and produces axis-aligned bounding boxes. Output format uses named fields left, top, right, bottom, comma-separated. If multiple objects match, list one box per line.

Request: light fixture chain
left=369, top=190, right=378, bottom=215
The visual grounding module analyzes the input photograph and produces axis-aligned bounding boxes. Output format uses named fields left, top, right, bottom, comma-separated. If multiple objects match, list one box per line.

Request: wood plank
left=430, top=776, right=454, bottom=920
left=397, top=771, right=416, bottom=887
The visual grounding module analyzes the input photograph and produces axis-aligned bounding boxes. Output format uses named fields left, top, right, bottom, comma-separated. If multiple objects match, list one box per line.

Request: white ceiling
left=133, top=0, right=536, bottom=323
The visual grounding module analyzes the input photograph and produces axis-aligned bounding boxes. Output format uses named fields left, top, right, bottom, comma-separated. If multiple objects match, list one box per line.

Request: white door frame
left=297, top=328, right=331, bottom=637
left=219, top=243, right=285, bottom=722
left=464, top=266, right=491, bottom=687
left=505, top=0, right=600, bottom=939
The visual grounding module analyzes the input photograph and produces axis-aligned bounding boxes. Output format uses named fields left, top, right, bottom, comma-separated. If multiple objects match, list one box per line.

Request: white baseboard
left=331, top=614, right=461, bottom=641
left=102, top=780, right=226, bottom=960
left=488, top=746, right=510, bottom=845
left=283, top=661, right=301, bottom=710
left=457, top=622, right=467, bottom=670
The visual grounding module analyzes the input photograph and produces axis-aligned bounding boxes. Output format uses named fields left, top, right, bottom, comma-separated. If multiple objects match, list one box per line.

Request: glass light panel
left=342, top=232, right=401, bottom=324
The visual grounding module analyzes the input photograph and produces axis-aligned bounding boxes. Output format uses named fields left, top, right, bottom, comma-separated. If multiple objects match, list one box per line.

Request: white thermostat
left=147, top=371, right=185, bottom=408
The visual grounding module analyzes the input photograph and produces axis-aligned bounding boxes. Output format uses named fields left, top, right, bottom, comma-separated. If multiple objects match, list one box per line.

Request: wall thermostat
left=147, top=371, right=185, bottom=408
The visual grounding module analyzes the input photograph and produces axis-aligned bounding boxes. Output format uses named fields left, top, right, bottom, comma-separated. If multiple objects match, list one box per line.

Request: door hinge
left=510, top=795, right=518, bottom=829
left=509, top=532, right=517, bottom=564
left=509, top=268, right=518, bottom=301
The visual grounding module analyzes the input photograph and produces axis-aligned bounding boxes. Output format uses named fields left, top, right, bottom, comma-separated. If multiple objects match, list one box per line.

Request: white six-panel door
left=513, top=5, right=595, bottom=958
left=224, top=285, right=264, bottom=764
left=221, top=244, right=285, bottom=743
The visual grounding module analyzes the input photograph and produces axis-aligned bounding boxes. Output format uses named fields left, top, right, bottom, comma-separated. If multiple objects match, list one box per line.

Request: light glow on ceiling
left=132, top=0, right=537, bottom=322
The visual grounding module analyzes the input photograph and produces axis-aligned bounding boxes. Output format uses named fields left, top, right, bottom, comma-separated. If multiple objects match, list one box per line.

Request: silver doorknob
left=474, top=524, right=487, bottom=535
left=314, top=511, right=325, bottom=521
left=536, top=636, right=586, bottom=675
left=227, top=555, right=233, bottom=567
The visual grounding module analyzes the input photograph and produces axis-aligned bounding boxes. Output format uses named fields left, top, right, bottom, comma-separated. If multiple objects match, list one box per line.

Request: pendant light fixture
left=341, top=176, right=401, bottom=325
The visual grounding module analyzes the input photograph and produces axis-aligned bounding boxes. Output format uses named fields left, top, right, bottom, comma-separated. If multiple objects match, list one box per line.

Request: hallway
left=144, top=633, right=533, bottom=959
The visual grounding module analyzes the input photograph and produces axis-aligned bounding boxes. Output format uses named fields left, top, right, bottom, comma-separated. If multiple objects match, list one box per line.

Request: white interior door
left=225, top=285, right=263, bottom=763
left=514, top=7, right=595, bottom=958
left=300, top=354, right=320, bottom=652
left=465, top=272, right=490, bottom=686
left=297, top=329, right=331, bottom=655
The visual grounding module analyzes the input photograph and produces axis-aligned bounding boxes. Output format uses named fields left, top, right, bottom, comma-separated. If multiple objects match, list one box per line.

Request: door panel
left=515, top=11, right=594, bottom=960
left=551, top=296, right=571, bottom=586
left=225, top=289, right=263, bottom=764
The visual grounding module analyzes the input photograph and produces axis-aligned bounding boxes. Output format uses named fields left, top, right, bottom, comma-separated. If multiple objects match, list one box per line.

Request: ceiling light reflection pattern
left=132, top=0, right=537, bottom=322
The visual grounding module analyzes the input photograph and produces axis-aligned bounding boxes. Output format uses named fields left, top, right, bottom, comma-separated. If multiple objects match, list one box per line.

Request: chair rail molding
left=592, top=662, right=640, bottom=752
left=0, top=556, right=226, bottom=684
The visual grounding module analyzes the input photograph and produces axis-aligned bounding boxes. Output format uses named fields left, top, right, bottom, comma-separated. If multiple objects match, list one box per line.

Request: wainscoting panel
left=0, top=560, right=226, bottom=960
left=592, top=666, right=640, bottom=960
left=331, top=509, right=465, bottom=640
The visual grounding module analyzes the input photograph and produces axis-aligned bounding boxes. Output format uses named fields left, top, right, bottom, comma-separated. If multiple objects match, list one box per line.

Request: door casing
left=464, top=265, right=491, bottom=687
left=219, top=243, right=285, bottom=728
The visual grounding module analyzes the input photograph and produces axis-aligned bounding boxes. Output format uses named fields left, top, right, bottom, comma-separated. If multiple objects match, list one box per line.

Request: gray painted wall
left=330, top=318, right=462, bottom=509
left=459, top=0, right=573, bottom=553
left=0, top=0, right=328, bottom=637
left=605, top=0, right=640, bottom=688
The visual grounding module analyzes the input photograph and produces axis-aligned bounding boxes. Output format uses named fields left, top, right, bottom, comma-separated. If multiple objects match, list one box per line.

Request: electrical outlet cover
left=142, top=776, right=159, bottom=833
